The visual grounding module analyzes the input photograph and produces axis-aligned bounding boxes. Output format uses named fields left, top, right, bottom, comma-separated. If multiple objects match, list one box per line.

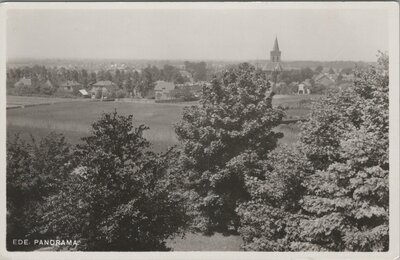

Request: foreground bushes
left=237, top=53, right=389, bottom=251
left=7, top=133, right=73, bottom=250
left=7, top=111, right=188, bottom=251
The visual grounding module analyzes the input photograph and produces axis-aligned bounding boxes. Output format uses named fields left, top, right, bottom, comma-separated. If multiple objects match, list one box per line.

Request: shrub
left=94, top=88, right=102, bottom=99
left=116, top=89, right=127, bottom=99
left=170, top=87, right=198, bottom=101
left=14, top=85, right=37, bottom=95
left=39, top=84, right=54, bottom=95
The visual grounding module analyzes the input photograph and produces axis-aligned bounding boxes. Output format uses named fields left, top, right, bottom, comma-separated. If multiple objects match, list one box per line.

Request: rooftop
left=155, top=80, right=175, bottom=91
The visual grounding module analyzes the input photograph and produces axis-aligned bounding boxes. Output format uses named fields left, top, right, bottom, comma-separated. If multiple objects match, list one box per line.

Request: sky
left=6, top=7, right=389, bottom=61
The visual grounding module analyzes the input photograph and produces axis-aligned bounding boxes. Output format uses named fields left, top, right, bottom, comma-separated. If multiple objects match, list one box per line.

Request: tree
left=170, top=86, right=198, bottom=101
left=184, top=61, right=207, bottom=81
left=236, top=146, right=310, bottom=251
left=80, top=69, right=89, bottom=87
left=341, top=67, right=353, bottom=75
left=315, top=65, right=324, bottom=74
left=89, top=71, right=97, bottom=85
left=113, top=69, right=124, bottom=89
left=41, top=111, right=188, bottom=250
left=236, top=52, right=389, bottom=251
left=7, top=133, right=73, bottom=250
left=175, top=63, right=284, bottom=233
left=300, top=67, right=314, bottom=81
left=139, top=67, right=157, bottom=97
left=295, top=52, right=389, bottom=251
left=161, top=64, right=180, bottom=83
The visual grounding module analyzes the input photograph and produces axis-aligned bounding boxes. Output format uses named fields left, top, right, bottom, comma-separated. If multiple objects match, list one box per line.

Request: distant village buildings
left=154, top=81, right=175, bottom=100
left=298, top=83, right=310, bottom=95
left=90, top=80, right=118, bottom=100
left=14, top=77, right=32, bottom=88
left=313, top=73, right=336, bottom=87
left=60, top=80, right=82, bottom=92
left=8, top=37, right=362, bottom=100
left=260, top=37, right=359, bottom=95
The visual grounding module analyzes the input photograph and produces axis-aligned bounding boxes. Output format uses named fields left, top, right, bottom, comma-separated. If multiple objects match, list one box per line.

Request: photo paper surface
left=0, top=2, right=398, bottom=260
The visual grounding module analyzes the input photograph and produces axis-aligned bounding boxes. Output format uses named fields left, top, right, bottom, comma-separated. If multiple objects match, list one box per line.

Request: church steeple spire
left=270, top=36, right=281, bottom=63
left=273, top=36, right=280, bottom=52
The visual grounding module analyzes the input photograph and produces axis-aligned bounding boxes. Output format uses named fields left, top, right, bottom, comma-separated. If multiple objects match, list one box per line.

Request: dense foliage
left=175, top=63, right=284, bottom=233
left=7, top=111, right=188, bottom=251
left=7, top=133, right=73, bottom=250
left=184, top=61, right=209, bottom=82
left=7, top=54, right=389, bottom=252
left=237, top=53, right=389, bottom=251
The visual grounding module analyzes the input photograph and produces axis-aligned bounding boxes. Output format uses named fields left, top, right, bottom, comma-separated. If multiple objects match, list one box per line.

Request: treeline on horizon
left=7, top=58, right=374, bottom=70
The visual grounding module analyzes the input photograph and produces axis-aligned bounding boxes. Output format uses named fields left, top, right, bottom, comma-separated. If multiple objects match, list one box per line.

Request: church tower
left=270, top=37, right=281, bottom=62
left=263, top=36, right=283, bottom=72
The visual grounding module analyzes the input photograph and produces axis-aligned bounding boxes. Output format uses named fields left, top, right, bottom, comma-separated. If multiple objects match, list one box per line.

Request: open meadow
left=6, top=95, right=83, bottom=109
left=7, top=95, right=318, bottom=152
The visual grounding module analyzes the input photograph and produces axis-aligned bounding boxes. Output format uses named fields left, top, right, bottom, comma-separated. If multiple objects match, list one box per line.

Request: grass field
left=7, top=101, right=185, bottom=151
left=7, top=95, right=317, bottom=152
left=6, top=95, right=85, bottom=109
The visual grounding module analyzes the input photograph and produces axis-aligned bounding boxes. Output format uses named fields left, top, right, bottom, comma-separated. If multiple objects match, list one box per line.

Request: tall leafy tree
left=41, top=111, right=188, bottom=250
left=294, top=52, right=389, bottom=251
left=175, top=63, right=284, bottom=233
left=237, top=52, right=389, bottom=251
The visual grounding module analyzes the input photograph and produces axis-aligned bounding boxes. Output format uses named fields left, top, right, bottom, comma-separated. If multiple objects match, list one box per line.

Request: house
left=155, top=81, right=175, bottom=100
left=90, top=80, right=117, bottom=99
left=179, top=70, right=194, bottom=83
left=175, top=81, right=209, bottom=99
left=298, top=83, right=311, bottom=95
left=341, top=73, right=355, bottom=82
left=14, top=77, right=32, bottom=88
left=313, top=73, right=336, bottom=87
left=60, top=80, right=82, bottom=92
left=78, top=89, right=90, bottom=98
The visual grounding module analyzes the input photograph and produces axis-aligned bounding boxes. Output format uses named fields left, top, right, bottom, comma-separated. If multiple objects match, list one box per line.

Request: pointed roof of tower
left=273, top=37, right=280, bottom=51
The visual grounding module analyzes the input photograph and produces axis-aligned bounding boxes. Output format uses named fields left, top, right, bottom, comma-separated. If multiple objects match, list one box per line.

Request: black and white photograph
left=0, top=2, right=399, bottom=259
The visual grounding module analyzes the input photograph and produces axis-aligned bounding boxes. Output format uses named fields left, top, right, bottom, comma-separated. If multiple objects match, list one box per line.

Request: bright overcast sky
left=6, top=4, right=390, bottom=61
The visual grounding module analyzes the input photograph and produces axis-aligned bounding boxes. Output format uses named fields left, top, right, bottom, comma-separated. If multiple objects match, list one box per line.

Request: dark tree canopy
left=7, top=112, right=188, bottom=251
left=7, top=133, right=73, bottom=251
left=175, top=63, right=284, bottom=233
left=41, top=111, right=188, bottom=251
left=237, top=52, right=389, bottom=251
